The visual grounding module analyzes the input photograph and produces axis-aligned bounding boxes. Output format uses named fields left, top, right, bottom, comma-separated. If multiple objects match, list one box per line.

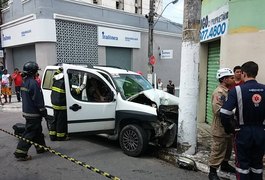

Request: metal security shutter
left=205, top=40, right=220, bottom=124
left=13, top=45, right=36, bottom=70
left=106, top=47, right=131, bottom=70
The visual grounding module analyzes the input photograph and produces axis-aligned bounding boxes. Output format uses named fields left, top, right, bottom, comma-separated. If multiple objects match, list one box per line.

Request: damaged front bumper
left=151, top=105, right=179, bottom=147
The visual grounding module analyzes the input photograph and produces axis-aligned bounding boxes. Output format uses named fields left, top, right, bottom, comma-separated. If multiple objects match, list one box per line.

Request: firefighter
left=14, top=61, right=47, bottom=161
left=220, top=61, right=265, bottom=180
left=208, top=68, right=236, bottom=180
left=49, top=67, right=69, bottom=141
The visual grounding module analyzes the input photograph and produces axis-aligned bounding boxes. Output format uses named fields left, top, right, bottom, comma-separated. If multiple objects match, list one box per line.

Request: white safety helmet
left=216, top=68, right=234, bottom=79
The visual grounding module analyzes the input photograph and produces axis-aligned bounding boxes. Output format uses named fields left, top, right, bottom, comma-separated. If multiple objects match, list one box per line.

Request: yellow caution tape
left=0, top=128, right=121, bottom=180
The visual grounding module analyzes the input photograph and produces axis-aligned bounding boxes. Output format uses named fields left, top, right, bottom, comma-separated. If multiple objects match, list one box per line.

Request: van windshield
left=113, top=74, right=153, bottom=99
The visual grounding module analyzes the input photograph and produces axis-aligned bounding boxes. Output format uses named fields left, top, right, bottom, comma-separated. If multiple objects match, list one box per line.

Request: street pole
left=147, top=0, right=178, bottom=83
left=147, top=0, right=155, bottom=75
left=178, top=0, right=201, bottom=155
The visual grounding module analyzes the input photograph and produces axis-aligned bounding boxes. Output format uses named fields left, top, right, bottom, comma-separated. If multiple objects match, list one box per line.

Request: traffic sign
left=149, top=55, right=156, bottom=65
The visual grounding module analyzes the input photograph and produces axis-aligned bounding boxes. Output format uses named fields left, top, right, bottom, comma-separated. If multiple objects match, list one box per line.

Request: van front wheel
left=119, top=124, right=148, bottom=157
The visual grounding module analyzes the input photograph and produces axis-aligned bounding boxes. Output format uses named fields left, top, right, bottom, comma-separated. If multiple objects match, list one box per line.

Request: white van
left=42, top=64, right=179, bottom=156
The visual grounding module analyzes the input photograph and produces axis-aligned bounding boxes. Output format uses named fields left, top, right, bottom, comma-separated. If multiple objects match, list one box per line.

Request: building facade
left=1, top=0, right=182, bottom=88
left=198, top=0, right=265, bottom=123
left=83, top=0, right=163, bottom=16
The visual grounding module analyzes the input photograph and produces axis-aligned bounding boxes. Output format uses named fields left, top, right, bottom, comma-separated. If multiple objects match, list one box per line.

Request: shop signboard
left=98, top=26, right=141, bottom=48
left=200, top=5, right=229, bottom=42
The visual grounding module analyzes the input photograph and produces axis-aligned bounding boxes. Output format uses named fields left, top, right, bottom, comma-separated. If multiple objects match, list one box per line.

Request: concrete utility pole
left=147, top=0, right=155, bottom=74
left=178, top=0, right=201, bottom=155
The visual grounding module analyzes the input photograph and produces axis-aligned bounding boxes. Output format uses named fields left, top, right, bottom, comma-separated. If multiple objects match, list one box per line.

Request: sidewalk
left=155, top=123, right=236, bottom=179
left=156, top=123, right=265, bottom=180
left=0, top=95, right=22, bottom=111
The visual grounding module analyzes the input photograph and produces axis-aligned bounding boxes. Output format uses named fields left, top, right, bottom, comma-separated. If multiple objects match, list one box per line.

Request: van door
left=63, top=64, right=117, bottom=133
left=42, top=66, right=59, bottom=118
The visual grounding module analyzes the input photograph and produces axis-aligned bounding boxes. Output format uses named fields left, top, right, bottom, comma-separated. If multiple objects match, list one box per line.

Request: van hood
left=127, top=89, right=179, bottom=107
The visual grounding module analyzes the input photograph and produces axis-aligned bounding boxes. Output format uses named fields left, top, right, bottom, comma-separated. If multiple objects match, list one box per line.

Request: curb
left=156, top=148, right=237, bottom=180
left=155, top=148, right=209, bottom=173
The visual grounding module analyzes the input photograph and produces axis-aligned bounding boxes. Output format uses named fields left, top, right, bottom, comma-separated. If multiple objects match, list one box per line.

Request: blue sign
left=102, top=32, right=118, bottom=40
left=200, top=5, right=229, bottom=42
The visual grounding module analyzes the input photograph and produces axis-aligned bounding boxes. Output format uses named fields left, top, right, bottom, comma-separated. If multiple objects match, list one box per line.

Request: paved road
left=0, top=110, right=208, bottom=180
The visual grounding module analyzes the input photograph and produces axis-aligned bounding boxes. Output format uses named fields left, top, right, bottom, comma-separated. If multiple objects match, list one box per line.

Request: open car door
left=62, top=64, right=117, bottom=133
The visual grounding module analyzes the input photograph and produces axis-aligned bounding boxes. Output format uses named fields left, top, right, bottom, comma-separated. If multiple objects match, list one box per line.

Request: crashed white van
left=42, top=64, right=179, bottom=156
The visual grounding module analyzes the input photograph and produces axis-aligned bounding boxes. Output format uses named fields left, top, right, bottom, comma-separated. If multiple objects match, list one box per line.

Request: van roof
left=93, top=66, right=139, bottom=75
left=45, top=64, right=140, bottom=76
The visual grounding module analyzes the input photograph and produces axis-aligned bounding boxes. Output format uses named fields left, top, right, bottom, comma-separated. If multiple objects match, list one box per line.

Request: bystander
left=167, top=80, right=175, bottom=95
left=12, top=68, right=23, bottom=102
left=1, top=69, right=12, bottom=103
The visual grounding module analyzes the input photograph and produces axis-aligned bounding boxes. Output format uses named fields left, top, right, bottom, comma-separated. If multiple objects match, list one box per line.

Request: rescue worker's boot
left=208, top=167, right=220, bottom=180
left=57, top=135, right=70, bottom=141
left=14, top=149, right=32, bottom=161
left=49, top=130, right=57, bottom=141
left=220, top=161, right=236, bottom=174
left=36, top=144, right=47, bottom=154
left=35, top=134, right=47, bottom=154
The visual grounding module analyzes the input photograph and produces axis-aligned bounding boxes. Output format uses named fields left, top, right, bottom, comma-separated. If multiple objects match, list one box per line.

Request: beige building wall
left=221, top=31, right=265, bottom=84
left=197, top=31, right=265, bottom=123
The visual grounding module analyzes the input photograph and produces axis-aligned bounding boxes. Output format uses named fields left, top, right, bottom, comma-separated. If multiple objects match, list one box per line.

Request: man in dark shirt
left=167, top=80, right=175, bottom=95
left=220, top=61, right=265, bottom=180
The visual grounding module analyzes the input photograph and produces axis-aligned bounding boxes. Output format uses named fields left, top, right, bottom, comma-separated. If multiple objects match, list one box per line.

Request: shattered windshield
left=112, top=74, right=153, bottom=99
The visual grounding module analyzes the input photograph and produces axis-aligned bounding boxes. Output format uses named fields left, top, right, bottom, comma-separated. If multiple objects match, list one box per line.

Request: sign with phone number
left=200, top=5, right=229, bottom=42
left=200, top=21, right=228, bottom=42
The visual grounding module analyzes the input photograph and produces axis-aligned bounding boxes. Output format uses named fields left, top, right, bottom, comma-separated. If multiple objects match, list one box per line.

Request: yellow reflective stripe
left=52, top=105, right=67, bottom=110
left=15, top=149, right=27, bottom=154
left=49, top=131, right=56, bottom=135
left=57, top=133, right=66, bottom=137
left=51, top=86, right=65, bottom=93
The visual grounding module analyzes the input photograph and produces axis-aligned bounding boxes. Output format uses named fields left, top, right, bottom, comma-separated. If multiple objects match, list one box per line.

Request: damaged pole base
left=177, top=142, right=193, bottom=154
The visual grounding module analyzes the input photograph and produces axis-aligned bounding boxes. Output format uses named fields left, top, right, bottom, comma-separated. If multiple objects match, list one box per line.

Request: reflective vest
left=51, top=72, right=66, bottom=110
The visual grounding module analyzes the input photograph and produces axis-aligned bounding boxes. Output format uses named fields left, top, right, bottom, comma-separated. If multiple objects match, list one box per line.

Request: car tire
left=119, top=124, right=148, bottom=157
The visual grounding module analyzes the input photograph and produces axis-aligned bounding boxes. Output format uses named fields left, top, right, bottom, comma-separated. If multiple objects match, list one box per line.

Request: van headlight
left=160, top=98, right=169, bottom=105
